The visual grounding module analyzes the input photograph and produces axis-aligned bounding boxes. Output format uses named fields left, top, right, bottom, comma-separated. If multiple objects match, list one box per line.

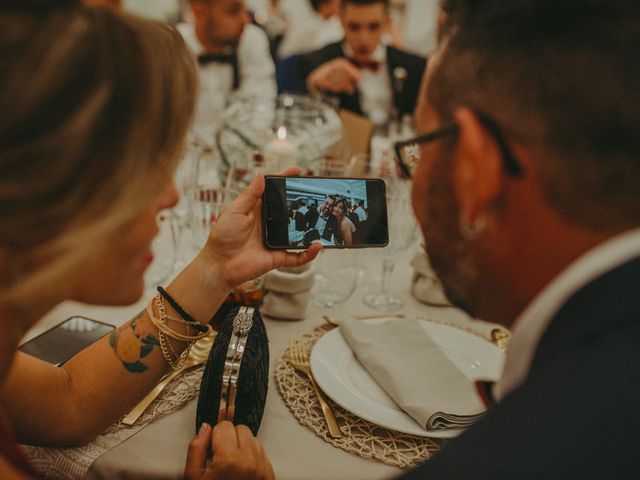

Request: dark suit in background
left=297, top=42, right=426, bottom=117
left=401, top=256, right=640, bottom=479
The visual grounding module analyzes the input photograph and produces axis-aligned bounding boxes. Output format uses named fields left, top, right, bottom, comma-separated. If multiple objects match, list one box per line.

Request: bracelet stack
left=147, top=292, right=212, bottom=370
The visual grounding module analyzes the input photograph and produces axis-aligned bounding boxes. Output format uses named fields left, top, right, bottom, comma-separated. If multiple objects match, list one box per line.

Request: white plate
left=310, top=319, right=505, bottom=438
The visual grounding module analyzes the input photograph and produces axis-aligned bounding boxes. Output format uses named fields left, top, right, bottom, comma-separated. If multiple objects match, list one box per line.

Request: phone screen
left=262, top=175, right=389, bottom=249
left=19, top=316, right=115, bottom=366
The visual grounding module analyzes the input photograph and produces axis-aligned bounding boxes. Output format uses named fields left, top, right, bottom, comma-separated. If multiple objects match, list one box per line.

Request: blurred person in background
left=178, top=0, right=276, bottom=142
left=298, top=0, right=426, bottom=125
left=277, top=0, right=343, bottom=58
left=0, top=2, right=318, bottom=478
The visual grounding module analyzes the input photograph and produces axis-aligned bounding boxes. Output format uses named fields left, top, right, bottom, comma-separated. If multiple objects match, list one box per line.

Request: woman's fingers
left=183, top=423, right=211, bottom=480
left=226, top=174, right=265, bottom=216
left=278, top=242, right=322, bottom=268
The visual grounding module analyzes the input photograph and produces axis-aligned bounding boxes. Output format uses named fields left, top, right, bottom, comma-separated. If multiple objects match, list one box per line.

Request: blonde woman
left=0, top=2, right=320, bottom=479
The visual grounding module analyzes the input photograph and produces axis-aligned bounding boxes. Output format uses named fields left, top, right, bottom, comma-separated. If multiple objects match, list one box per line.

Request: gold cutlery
left=121, top=331, right=216, bottom=426
left=288, top=340, right=342, bottom=438
left=490, top=328, right=511, bottom=352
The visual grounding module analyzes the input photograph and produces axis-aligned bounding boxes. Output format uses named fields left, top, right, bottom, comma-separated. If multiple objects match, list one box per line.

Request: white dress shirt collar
left=494, top=227, right=640, bottom=402
left=342, top=42, right=387, bottom=64
left=342, top=43, right=392, bottom=125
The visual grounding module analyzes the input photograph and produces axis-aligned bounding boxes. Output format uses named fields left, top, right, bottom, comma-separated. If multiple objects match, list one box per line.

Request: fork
left=289, top=340, right=342, bottom=438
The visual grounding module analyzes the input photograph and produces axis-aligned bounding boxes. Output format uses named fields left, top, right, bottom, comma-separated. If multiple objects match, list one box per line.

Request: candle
left=264, top=126, right=297, bottom=173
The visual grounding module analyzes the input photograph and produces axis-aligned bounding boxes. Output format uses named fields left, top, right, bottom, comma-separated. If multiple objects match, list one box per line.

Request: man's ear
left=451, top=107, right=505, bottom=225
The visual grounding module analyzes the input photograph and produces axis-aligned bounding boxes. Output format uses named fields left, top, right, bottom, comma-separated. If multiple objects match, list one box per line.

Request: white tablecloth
left=25, top=247, right=498, bottom=480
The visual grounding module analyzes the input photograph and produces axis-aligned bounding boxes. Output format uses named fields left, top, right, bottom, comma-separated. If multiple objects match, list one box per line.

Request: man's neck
left=194, top=25, right=228, bottom=55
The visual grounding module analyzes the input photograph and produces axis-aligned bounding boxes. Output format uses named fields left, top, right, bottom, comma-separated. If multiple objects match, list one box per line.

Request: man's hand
left=308, top=58, right=361, bottom=95
left=184, top=422, right=275, bottom=480
left=201, top=167, right=322, bottom=290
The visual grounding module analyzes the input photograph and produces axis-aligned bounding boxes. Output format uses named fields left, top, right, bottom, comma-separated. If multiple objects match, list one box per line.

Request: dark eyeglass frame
left=393, top=112, right=524, bottom=179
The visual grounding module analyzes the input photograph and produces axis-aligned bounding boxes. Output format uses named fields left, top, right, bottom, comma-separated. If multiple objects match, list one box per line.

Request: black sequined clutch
left=196, top=306, right=269, bottom=436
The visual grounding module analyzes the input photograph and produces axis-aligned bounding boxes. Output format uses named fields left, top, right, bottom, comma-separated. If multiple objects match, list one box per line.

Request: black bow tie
left=349, top=59, right=381, bottom=72
left=197, top=52, right=237, bottom=66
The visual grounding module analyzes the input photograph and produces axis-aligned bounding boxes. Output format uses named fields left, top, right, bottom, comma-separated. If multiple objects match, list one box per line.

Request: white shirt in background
left=343, top=43, right=393, bottom=126
left=355, top=206, right=367, bottom=222
left=400, top=0, right=439, bottom=57
left=177, top=23, right=277, bottom=144
left=278, top=14, right=343, bottom=58
left=122, top=0, right=181, bottom=23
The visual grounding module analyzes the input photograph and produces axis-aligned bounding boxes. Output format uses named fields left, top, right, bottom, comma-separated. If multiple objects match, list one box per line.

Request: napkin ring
left=218, top=306, right=254, bottom=424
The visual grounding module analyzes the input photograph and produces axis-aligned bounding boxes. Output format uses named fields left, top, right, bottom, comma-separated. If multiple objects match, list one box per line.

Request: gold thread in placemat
left=276, top=319, right=509, bottom=469
left=276, top=323, right=445, bottom=469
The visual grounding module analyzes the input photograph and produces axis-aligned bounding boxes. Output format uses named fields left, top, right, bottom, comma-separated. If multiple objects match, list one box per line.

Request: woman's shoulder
left=343, top=217, right=356, bottom=231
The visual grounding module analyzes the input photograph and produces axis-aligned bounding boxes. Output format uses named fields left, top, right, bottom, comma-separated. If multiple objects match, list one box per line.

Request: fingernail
left=199, top=423, right=211, bottom=435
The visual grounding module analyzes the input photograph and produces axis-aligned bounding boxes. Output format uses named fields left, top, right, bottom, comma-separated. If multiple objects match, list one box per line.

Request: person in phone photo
left=0, top=2, right=320, bottom=479
left=303, top=194, right=338, bottom=246
left=331, top=197, right=357, bottom=246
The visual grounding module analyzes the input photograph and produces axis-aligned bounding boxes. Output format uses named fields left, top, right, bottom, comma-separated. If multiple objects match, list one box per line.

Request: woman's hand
left=184, top=422, right=275, bottom=480
left=202, top=167, right=322, bottom=290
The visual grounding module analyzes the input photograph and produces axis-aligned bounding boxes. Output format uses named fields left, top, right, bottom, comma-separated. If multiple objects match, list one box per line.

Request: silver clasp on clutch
left=218, top=306, right=255, bottom=424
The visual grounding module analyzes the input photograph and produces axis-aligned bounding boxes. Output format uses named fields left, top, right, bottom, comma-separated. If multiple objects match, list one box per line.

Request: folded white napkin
left=262, top=264, right=315, bottom=320
left=339, top=318, right=486, bottom=431
left=410, top=250, right=452, bottom=307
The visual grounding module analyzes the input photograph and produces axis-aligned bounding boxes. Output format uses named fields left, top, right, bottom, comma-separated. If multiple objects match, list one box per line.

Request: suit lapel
left=386, top=46, right=407, bottom=114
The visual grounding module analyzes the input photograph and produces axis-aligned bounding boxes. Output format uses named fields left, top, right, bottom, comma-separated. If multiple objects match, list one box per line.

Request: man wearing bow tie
left=298, top=0, right=426, bottom=124
left=178, top=0, right=276, bottom=142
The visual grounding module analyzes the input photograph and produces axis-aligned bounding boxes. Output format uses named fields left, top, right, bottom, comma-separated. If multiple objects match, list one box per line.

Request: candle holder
left=209, top=94, right=346, bottom=188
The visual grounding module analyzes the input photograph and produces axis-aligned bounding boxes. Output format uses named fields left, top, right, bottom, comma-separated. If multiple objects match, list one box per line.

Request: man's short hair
left=341, top=0, right=389, bottom=9
left=428, top=0, right=640, bottom=229
left=309, top=0, right=330, bottom=12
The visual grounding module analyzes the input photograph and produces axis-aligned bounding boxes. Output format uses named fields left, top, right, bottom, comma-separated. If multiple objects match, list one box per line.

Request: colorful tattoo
left=109, top=311, right=160, bottom=373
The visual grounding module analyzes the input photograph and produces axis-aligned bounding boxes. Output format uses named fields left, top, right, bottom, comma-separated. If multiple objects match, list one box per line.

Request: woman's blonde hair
left=0, top=2, right=197, bottom=306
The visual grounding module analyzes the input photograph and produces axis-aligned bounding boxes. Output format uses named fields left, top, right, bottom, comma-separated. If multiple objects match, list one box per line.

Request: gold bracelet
left=147, top=304, right=195, bottom=370
left=155, top=294, right=205, bottom=336
left=147, top=303, right=212, bottom=342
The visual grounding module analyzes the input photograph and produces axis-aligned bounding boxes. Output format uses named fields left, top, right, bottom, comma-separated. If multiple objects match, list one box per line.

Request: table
left=24, top=247, right=499, bottom=480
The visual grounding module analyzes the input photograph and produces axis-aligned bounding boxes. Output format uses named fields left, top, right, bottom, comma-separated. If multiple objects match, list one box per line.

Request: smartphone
left=262, top=175, right=389, bottom=249
left=18, top=316, right=115, bottom=366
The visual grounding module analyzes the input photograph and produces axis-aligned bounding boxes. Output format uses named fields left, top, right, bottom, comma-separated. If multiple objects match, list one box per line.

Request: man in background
left=178, top=0, right=276, bottom=142
left=277, top=0, right=343, bottom=58
left=298, top=0, right=426, bottom=125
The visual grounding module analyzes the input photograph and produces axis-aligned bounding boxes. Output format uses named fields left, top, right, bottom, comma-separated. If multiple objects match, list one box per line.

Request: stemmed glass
left=310, top=250, right=360, bottom=308
left=363, top=177, right=417, bottom=312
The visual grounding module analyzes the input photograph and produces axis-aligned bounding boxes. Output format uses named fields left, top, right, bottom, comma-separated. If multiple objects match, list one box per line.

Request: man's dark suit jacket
left=302, top=213, right=338, bottom=246
left=401, top=256, right=640, bottom=479
left=297, top=42, right=426, bottom=117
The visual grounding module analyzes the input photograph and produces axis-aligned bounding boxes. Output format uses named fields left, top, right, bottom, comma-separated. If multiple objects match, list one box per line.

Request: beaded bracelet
left=157, top=286, right=208, bottom=333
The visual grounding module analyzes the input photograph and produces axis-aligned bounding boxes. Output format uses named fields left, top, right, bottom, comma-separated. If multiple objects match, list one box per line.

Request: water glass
left=310, top=250, right=359, bottom=308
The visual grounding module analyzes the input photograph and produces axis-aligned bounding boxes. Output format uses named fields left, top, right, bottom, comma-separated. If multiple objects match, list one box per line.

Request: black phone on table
left=262, top=175, right=389, bottom=249
left=18, top=316, right=116, bottom=366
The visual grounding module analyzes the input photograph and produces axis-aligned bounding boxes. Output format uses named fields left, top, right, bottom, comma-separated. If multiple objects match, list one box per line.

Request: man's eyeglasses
left=393, top=112, right=524, bottom=179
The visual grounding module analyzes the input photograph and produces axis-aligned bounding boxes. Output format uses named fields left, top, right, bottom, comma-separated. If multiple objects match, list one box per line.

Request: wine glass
left=363, top=178, right=417, bottom=312
left=310, top=250, right=360, bottom=308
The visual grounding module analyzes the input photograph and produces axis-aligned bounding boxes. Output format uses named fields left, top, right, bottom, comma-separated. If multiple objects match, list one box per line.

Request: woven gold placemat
left=275, top=323, right=446, bottom=469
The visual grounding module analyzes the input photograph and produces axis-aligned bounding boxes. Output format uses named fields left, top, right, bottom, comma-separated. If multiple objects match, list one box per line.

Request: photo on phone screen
left=18, top=316, right=115, bottom=366
left=262, top=175, right=389, bottom=249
